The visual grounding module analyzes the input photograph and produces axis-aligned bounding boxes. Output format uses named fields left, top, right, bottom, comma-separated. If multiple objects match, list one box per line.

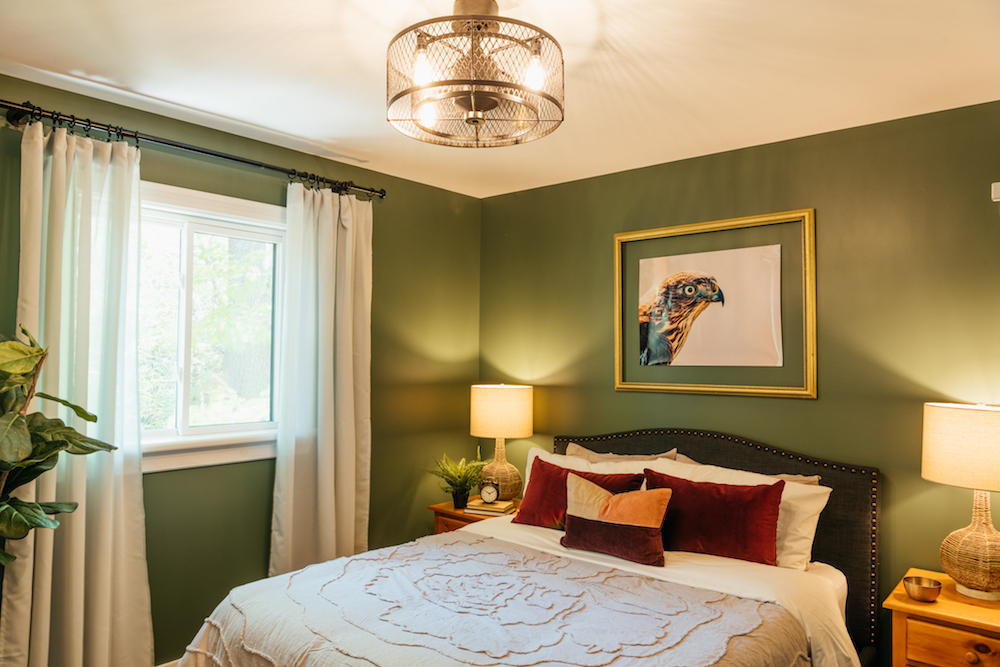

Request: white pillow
left=644, top=457, right=831, bottom=570
left=523, top=448, right=652, bottom=494
left=673, top=452, right=822, bottom=485
left=523, top=448, right=590, bottom=494
left=565, top=442, right=678, bottom=463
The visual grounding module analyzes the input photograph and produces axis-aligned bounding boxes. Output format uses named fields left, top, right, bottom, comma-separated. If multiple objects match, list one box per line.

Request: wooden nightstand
left=884, top=568, right=1000, bottom=667
left=428, top=497, right=518, bottom=534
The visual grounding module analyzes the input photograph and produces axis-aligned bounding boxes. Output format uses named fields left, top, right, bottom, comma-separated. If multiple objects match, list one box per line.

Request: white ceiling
left=2, top=0, right=1000, bottom=199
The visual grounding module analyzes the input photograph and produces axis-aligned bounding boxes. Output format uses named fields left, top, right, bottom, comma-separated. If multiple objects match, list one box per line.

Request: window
left=137, top=182, right=285, bottom=472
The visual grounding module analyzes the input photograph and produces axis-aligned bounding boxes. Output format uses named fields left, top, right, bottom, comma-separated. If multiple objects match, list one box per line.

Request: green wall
left=143, top=461, right=275, bottom=660
left=479, top=101, right=1000, bottom=652
left=0, top=75, right=482, bottom=664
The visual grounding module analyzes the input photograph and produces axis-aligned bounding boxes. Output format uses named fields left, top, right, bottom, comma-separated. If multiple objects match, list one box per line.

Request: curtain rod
left=1, top=99, right=387, bottom=200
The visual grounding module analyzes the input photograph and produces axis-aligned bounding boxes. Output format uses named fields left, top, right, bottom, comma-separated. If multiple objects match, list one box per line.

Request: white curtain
left=0, top=123, right=153, bottom=667
left=269, top=183, right=373, bottom=576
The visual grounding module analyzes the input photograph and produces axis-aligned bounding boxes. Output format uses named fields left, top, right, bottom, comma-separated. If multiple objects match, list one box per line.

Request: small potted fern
left=426, top=451, right=490, bottom=509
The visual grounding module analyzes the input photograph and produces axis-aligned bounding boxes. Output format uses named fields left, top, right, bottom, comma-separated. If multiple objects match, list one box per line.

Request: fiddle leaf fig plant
left=0, top=325, right=115, bottom=565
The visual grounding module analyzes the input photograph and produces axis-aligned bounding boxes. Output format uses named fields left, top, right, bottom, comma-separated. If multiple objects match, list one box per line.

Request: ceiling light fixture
left=387, top=0, right=564, bottom=148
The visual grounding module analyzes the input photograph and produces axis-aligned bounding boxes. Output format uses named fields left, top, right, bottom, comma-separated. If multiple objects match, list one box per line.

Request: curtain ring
left=83, top=119, right=93, bottom=137
left=68, top=115, right=76, bottom=134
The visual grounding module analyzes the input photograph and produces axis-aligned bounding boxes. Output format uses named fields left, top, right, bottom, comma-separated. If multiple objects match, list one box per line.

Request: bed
left=179, top=428, right=880, bottom=667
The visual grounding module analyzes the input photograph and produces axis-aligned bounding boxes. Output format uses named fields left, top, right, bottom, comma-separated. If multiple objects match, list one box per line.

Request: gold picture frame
left=614, top=209, right=817, bottom=398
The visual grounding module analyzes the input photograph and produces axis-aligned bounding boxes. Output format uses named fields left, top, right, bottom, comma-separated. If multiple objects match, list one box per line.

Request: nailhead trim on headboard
left=553, top=428, right=881, bottom=654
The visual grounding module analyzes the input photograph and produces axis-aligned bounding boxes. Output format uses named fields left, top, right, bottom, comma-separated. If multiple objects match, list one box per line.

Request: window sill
left=141, top=430, right=277, bottom=473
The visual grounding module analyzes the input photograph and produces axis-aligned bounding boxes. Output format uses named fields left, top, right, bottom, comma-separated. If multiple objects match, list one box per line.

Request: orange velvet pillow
left=644, top=469, right=784, bottom=566
left=512, top=457, right=645, bottom=530
left=560, top=473, right=673, bottom=566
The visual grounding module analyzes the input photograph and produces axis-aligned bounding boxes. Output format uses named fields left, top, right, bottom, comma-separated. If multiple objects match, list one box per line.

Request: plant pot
left=452, top=491, right=469, bottom=510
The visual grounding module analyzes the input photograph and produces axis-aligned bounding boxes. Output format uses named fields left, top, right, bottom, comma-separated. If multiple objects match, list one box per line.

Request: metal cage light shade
left=387, top=0, right=564, bottom=147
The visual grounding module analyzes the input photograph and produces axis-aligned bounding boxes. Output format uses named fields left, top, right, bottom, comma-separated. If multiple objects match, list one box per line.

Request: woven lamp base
left=482, top=438, right=522, bottom=501
left=940, top=489, right=1000, bottom=600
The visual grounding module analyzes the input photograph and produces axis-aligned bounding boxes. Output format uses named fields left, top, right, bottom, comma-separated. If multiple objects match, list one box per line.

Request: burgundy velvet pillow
left=513, top=457, right=645, bottom=530
left=644, top=468, right=784, bottom=566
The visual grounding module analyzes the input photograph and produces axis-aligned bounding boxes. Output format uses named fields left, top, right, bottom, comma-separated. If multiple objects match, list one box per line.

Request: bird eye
left=683, top=285, right=696, bottom=296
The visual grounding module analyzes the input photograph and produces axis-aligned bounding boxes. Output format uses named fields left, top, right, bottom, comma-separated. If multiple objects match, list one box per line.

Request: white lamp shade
left=471, top=385, right=533, bottom=439
left=922, top=402, right=1000, bottom=492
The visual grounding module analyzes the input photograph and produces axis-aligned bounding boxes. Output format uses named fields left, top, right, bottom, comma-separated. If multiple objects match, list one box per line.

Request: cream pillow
left=523, top=448, right=591, bottom=494
left=644, top=457, right=832, bottom=570
left=566, top=442, right=678, bottom=463
left=523, top=448, right=657, bottom=495
left=674, top=452, right=822, bottom=485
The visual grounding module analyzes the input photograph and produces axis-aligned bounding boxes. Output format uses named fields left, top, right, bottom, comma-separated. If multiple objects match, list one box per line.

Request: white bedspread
left=180, top=518, right=859, bottom=667
left=463, top=516, right=860, bottom=667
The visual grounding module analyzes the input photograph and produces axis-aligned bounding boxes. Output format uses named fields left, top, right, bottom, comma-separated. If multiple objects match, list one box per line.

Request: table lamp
left=921, top=402, right=1000, bottom=599
left=471, top=384, right=533, bottom=501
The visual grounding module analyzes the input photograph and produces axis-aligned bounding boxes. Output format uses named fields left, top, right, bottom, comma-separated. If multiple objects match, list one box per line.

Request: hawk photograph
left=638, top=245, right=783, bottom=367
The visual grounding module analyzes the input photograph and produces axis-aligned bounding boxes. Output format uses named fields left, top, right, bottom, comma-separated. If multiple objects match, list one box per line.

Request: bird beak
left=711, top=286, right=725, bottom=306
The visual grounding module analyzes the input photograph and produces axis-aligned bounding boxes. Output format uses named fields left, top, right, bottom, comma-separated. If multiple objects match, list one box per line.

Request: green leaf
left=0, top=411, right=32, bottom=464
left=0, top=386, right=27, bottom=416
left=35, top=392, right=98, bottom=423
left=0, top=500, right=33, bottom=540
left=0, top=544, right=14, bottom=565
left=2, top=452, right=59, bottom=494
left=13, top=438, right=69, bottom=468
left=18, top=325, right=42, bottom=349
left=0, top=372, right=30, bottom=392
left=6, top=497, right=60, bottom=531
left=36, top=500, right=77, bottom=515
left=25, top=412, right=116, bottom=454
left=0, top=340, right=45, bottom=375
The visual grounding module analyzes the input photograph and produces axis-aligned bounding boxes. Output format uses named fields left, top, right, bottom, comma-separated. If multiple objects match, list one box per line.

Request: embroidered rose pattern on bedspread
left=250, top=532, right=771, bottom=667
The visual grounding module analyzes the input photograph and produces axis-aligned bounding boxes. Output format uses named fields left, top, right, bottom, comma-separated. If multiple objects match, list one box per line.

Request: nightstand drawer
left=430, top=497, right=520, bottom=535
left=907, top=618, right=1000, bottom=667
left=435, top=515, right=472, bottom=534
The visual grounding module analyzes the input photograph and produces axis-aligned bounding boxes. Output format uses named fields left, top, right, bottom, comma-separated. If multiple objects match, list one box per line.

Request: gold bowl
left=903, top=576, right=942, bottom=602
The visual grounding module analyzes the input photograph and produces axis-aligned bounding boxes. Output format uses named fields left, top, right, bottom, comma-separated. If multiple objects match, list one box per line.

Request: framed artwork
left=614, top=209, right=817, bottom=398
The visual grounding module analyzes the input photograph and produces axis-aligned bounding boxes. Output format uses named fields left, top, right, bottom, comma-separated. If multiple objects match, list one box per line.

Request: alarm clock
left=480, top=478, right=499, bottom=504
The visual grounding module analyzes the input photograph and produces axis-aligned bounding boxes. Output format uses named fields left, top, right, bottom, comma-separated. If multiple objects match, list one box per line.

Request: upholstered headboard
left=553, top=428, right=881, bottom=666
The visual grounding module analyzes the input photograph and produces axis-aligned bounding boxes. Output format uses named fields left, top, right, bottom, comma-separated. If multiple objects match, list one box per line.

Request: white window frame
left=138, top=182, right=285, bottom=473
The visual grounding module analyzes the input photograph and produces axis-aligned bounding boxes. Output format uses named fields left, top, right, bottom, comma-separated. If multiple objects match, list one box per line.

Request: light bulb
left=524, top=55, right=545, bottom=90
left=515, top=104, right=533, bottom=130
left=413, top=48, right=434, bottom=86
left=417, top=102, right=438, bottom=128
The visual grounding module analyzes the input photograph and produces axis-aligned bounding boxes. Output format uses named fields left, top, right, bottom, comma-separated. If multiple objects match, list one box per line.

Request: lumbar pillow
left=560, top=473, right=673, bottom=566
left=644, top=469, right=784, bottom=566
left=644, top=457, right=832, bottom=570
